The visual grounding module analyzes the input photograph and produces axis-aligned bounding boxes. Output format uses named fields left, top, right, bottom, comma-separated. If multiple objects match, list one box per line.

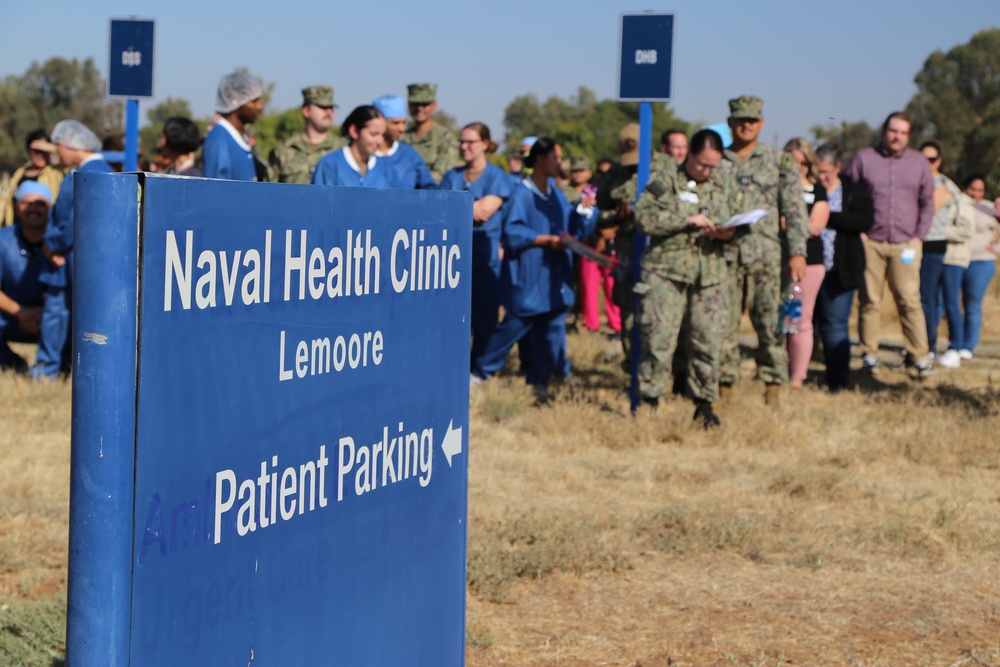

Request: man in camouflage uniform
left=268, top=86, right=345, bottom=184
left=401, top=83, right=459, bottom=184
left=720, top=95, right=808, bottom=406
left=635, top=129, right=741, bottom=428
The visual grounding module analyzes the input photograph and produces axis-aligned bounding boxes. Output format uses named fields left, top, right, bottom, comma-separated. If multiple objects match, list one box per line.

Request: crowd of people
left=2, top=72, right=999, bottom=423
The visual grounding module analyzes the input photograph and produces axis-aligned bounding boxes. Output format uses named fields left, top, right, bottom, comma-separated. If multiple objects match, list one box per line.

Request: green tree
left=906, top=28, right=1000, bottom=191
left=502, top=86, right=690, bottom=164
left=0, top=57, right=122, bottom=172
left=809, top=120, right=879, bottom=165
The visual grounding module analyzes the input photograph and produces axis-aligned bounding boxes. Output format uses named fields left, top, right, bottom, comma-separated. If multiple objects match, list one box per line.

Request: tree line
left=0, top=28, right=997, bottom=190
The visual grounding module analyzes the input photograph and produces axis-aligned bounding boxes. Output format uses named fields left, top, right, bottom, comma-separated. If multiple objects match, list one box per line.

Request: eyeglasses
left=459, top=139, right=482, bottom=146
left=692, top=158, right=718, bottom=172
left=926, top=155, right=940, bottom=163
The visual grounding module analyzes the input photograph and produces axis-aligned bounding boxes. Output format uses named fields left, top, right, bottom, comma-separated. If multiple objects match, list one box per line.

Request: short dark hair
left=660, top=128, right=686, bottom=146
left=688, top=129, right=724, bottom=156
left=918, top=140, right=941, bottom=153
left=881, top=111, right=912, bottom=134
left=962, top=173, right=986, bottom=189
left=25, top=129, right=49, bottom=153
left=524, top=137, right=558, bottom=169
left=162, top=117, right=201, bottom=154
left=341, top=105, right=383, bottom=139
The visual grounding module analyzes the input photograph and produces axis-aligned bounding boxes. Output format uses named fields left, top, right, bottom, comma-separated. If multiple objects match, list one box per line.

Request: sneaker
left=910, top=359, right=933, bottom=379
left=959, top=349, right=973, bottom=361
left=861, top=355, right=880, bottom=375
left=938, top=349, right=961, bottom=369
left=693, top=400, right=721, bottom=429
left=928, top=351, right=936, bottom=362
left=470, top=373, right=483, bottom=388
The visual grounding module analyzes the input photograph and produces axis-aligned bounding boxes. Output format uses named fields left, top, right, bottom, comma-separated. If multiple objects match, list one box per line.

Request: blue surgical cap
left=15, top=181, right=53, bottom=203
left=372, top=94, right=408, bottom=120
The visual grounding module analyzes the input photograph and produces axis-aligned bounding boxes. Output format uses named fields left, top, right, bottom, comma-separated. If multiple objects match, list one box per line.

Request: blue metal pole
left=67, top=173, right=139, bottom=666
left=629, top=102, right=653, bottom=414
left=125, top=99, right=139, bottom=171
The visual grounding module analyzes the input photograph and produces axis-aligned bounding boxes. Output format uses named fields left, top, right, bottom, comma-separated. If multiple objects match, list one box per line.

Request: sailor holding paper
left=634, top=129, right=742, bottom=428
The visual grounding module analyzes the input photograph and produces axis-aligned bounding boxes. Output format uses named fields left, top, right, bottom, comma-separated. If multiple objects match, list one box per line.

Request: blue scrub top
left=439, top=163, right=512, bottom=268
left=312, top=147, right=389, bottom=188
left=501, top=179, right=595, bottom=317
left=202, top=122, right=257, bottom=181
left=381, top=142, right=436, bottom=190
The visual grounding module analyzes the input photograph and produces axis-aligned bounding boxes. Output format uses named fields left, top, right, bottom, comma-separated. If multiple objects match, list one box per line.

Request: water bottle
left=782, top=279, right=803, bottom=334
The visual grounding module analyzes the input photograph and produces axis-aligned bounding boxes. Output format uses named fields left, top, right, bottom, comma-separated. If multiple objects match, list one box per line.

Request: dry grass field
left=3, top=281, right=1000, bottom=666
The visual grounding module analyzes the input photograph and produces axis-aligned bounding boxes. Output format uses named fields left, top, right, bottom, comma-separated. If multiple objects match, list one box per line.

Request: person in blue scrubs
left=312, top=105, right=389, bottom=188
left=0, top=182, right=52, bottom=373
left=202, top=71, right=263, bottom=181
left=372, top=95, right=435, bottom=189
left=439, top=123, right=513, bottom=372
left=472, top=138, right=596, bottom=402
left=33, top=120, right=115, bottom=380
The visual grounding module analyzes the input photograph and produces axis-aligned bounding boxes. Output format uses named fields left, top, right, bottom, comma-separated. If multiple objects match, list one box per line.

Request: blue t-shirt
left=380, top=142, right=436, bottom=189
left=439, top=163, right=512, bottom=268
left=202, top=121, right=257, bottom=181
left=312, top=147, right=389, bottom=188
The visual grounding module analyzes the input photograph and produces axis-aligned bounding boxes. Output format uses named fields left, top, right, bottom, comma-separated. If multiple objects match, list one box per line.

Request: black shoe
left=693, top=400, right=720, bottom=429
left=641, top=396, right=660, bottom=409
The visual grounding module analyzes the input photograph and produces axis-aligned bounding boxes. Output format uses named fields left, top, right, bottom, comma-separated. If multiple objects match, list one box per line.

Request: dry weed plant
left=3, top=288, right=1000, bottom=666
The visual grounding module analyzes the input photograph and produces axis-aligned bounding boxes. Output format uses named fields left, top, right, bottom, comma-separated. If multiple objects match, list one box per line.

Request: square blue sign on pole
left=617, top=12, right=676, bottom=102
left=68, top=173, right=471, bottom=666
left=107, top=17, right=155, bottom=99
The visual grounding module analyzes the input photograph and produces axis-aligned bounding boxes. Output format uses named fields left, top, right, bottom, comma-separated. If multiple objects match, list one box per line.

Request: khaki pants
left=859, top=239, right=929, bottom=362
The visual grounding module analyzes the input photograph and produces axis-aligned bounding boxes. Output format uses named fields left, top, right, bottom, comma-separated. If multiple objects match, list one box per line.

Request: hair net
left=216, top=72, right=263, bottom=114
left=50, top=120, right=102, bottom=152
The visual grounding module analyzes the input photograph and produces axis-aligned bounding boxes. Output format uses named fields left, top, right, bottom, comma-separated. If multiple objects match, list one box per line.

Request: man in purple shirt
left=846, top=111, right=935, bottom=378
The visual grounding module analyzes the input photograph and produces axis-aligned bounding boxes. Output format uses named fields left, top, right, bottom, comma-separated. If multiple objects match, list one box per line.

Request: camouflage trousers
left=636, top=271, right=728, bottom=402
left=719, top=259, right=788, bottom=385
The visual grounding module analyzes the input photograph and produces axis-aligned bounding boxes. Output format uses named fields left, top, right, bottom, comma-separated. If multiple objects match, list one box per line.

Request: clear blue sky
left=3, top=0, right=997, bottom=149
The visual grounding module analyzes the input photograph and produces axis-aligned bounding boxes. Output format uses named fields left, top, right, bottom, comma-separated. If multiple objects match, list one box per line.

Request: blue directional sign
left=68, top=174, right=471, bottom=666
left=107, top=18, right=155, bottom=98
left=617, top=12, right=676, bottom=101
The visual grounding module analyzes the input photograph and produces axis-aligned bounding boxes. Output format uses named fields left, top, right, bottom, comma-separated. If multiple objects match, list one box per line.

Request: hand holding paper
left=719, top=209, right=771, bottom=229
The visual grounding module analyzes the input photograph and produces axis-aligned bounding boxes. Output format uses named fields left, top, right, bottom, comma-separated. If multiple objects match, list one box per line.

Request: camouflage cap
left=302, top=85, right=336, bottom=108
left=507, top=145, right=524, bottom=159
left=570, top=156, right=591, bottom=171
left=407, top=83, right=437, bottom=104
left=728, top=95, right=764, bottom=119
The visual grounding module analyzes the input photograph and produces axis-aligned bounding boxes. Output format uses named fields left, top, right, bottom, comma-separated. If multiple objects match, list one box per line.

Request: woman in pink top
left=783, top=138, right=830, bottom=389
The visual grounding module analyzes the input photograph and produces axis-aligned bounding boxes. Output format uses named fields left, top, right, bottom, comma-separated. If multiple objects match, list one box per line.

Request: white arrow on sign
left=441, top=420, right=463, bottom=467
